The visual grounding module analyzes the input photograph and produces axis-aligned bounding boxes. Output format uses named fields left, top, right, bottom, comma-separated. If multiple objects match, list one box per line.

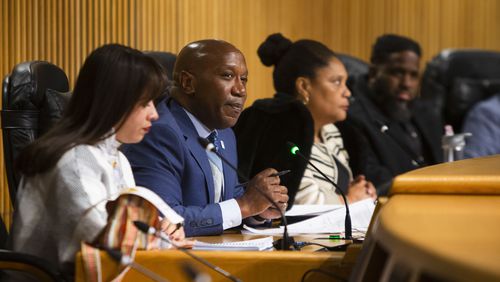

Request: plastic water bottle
left=441, top=125, right=472, bottom=162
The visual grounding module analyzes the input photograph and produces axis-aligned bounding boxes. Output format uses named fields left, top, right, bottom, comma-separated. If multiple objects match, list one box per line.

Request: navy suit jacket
left=122, top=98, right=244, bottom=236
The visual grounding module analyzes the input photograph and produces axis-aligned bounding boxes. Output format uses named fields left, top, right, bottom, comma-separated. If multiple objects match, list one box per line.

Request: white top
left=9, top=134, right=135, bottom=275
left=296, top=124, right=352, bottom=205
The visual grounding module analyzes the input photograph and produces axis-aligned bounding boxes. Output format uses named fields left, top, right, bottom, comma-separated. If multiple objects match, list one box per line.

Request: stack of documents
left=193, top=236, right=274, bottom=251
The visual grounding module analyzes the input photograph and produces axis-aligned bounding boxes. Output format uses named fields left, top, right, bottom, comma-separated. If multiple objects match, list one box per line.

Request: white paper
left=242, top=225, right=284, bottom=235
left=287, top=199, right=375, bottom=233
left=243, top=199, right=375, bottom=235
left=285, top=204, right=344, bottom=216
left=193, top=236, right=274, bottom=251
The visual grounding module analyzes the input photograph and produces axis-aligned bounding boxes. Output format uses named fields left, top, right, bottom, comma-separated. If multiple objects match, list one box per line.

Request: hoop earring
left=303, top=96, right=309, bottom=105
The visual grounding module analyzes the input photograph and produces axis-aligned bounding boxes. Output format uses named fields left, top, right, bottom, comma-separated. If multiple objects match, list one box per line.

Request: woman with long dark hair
left=9, top=44, right=185, bottom=276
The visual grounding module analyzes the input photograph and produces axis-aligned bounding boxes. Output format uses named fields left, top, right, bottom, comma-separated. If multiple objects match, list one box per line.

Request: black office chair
left=1, top=61, right=70, bottom=205
left=337, top=53, right=369, bottom=91
left=420, top=49, right=500, bottom=132
left=1, top=61, right=70, bottom=281
left=144, top=51, right=177, bottom=80
left=144, top=51, right=177, bottom=104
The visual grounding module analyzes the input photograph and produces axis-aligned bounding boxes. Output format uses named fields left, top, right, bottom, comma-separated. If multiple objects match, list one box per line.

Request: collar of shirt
left=183, top=108, right=216, bottom=139
left=96, top=131, right=122, bottom=159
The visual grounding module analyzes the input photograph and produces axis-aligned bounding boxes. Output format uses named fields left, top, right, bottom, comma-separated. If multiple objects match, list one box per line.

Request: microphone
left=287, top=142, right=353, bottom=240
left=105, top=247, right=170, bottom=282
left=133, top=221, right=242, bottom=282
left=197, top=137, right=296, bottom=251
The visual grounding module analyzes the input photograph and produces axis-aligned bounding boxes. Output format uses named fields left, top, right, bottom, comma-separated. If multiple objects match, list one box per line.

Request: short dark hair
left=370, top=34, right=421, bottom=64
left=17, top=44, right=167, bottom=176
left=257, top=33, right=337, bottom=96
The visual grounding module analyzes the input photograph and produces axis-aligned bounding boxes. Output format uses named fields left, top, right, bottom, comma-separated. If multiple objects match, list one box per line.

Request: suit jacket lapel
left=168, top=99, right=215, bottom=203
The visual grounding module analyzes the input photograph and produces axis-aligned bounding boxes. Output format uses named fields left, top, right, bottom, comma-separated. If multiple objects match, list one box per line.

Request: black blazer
left=344, top=79, right=443, bottom=192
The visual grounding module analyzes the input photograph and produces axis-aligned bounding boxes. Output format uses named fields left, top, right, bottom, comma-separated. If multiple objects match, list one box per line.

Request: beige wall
left=1, top=0, right=500, bottom=227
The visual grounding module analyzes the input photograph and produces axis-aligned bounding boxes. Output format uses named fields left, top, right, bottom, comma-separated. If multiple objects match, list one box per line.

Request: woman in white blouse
left=9, top=44, right=186, bottom=277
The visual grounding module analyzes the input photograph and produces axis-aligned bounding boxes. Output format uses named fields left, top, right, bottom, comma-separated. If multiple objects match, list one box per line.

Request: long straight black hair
left=16, top=44, right=167, bottom=176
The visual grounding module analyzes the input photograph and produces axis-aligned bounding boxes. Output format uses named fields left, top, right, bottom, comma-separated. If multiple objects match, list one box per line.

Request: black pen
left=236, top=170, right=291, bottom=187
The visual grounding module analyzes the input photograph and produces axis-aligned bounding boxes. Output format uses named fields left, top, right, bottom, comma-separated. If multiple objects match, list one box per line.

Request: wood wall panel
left=1, top=0, right=499, bottom=228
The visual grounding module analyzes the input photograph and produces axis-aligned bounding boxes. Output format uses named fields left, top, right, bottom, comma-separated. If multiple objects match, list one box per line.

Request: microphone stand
left=134, top=221, right=242, bottom=282
left=105, top=247, right=170, bottom=282
left=287, top=142, right=353, bottom=240
left=197, top=137, right=296, bottom=251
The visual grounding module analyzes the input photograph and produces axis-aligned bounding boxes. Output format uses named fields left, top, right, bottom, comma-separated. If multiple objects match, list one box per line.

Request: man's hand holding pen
left=235, top=168, right=289, bottom=220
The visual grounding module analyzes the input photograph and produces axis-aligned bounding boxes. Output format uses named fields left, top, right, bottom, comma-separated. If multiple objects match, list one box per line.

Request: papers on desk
left=243, top=199, right=375, bottom=235
left=193, top=236, right=274, bottom=251
left=285, top=204, right=344, bottom=216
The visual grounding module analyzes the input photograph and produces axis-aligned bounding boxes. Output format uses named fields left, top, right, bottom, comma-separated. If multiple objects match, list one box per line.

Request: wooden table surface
left=374, top=194, right=500, bottom=282
left=391, top=154, right=500, bottom=195
left=75, top=233, right=361, bottom=282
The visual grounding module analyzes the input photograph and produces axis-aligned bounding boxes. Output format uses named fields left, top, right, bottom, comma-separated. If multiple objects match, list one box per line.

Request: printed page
left=193, top=236, right=274, bottom=251
left=285, top=204, right=344, bottom=216
left=287, top=199, right=375, bottom=233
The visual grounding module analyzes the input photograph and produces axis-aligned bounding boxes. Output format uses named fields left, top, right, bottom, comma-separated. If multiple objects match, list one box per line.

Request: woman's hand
left=160, top=218, right=194, bottom=248
left=346, top=175, right=377, bottom=203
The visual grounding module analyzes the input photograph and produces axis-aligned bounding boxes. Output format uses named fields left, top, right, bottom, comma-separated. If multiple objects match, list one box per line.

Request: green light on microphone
left=290, top=146, right=299, bottom=155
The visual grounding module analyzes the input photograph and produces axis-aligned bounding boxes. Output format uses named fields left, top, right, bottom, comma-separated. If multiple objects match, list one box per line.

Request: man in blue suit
left=123, top=40, right=288, bottom=236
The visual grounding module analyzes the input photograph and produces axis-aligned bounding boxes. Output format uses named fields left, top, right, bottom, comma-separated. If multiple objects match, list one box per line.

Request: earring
left=303, top=96, right=309, bottom=105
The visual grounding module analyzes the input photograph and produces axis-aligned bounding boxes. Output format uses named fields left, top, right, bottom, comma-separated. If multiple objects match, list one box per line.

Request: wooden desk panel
left=373, top=194, right=500, bottom=282
left=75, top=235, right=361, bottom=282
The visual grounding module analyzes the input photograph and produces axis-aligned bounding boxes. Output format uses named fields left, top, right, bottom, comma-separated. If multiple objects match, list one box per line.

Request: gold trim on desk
left=391, top=155, right=500, bottom=195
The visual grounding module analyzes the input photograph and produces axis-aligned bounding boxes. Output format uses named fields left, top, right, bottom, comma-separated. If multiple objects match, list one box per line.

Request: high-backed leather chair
left=1, top=61, right=70, bottom=205
left=144, top=51, right=177, bottom=104
left=144, top=51, right=177, bottom=80
left=338, top=53, right=369, bottom=91
left=421, top=49, right=500, bottom=132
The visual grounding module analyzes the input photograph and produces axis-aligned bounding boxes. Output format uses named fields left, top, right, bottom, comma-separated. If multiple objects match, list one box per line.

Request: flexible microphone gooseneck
left=197, top=137, right=295, bottom=251
left=287, top=142, right=353, bottom=240
left=133, top=221, right=242, bottom=282
left=105, top=247, right=170, bottom=282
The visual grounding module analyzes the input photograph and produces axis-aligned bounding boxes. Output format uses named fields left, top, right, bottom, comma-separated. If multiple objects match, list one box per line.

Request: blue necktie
left=206, top=131, right=224, bottom=202
left=207, top=131, right=221, bottom=152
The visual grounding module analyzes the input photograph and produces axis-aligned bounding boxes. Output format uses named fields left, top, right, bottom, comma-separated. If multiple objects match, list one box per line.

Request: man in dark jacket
left=344, top=34, right=443, bottom=194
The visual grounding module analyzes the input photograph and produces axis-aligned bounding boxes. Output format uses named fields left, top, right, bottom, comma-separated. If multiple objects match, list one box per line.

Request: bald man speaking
left=123, top=40, right=288, bottom=236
